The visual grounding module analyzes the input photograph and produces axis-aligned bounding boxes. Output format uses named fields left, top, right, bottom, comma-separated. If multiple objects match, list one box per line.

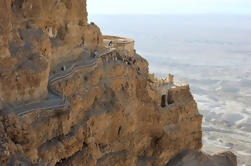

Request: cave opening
left=61, top=66, right=66, bottom=71
left=161, top=95, right=166, bottom=107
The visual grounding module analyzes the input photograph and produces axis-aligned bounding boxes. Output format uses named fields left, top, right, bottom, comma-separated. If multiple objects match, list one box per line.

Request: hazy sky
left=87, top=0, right=251, bottom=14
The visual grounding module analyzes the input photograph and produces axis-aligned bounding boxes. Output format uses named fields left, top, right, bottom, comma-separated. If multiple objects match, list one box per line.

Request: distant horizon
left=88, top=13, right=251, bottom=16
left=86, top=6, right=251, bottom=165
left=87, top=0, right=251, bottom=15
left=88, top=13, right=251, bottom=25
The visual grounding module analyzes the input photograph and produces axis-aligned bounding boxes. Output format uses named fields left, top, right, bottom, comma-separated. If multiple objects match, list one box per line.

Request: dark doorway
left=108, top=41, right=112, bottom=47
left=161, top=95, right=167, bottom=107
left=61, top=66, right=66, bottom=71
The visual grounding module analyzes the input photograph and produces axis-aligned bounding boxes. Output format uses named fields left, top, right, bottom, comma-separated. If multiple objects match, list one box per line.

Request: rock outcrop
left=0, top=0, right=237, bottom=165
left=0, top=0, right=103, bottom=106
left=166, top=150, right=237, bottom=166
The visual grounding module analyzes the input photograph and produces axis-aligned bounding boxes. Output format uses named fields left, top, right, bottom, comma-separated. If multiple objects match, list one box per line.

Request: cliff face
left=0, top=52, right=203, bottom=165
left=0, top=0, right=103, bottom=106
left=166, top=150, right=237, bottom=166
left=0, top=0, right=237, bottom=166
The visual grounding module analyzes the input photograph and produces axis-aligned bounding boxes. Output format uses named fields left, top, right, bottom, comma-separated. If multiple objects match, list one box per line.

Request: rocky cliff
left=0, top=0, right=237, bottom=165
left=0, top=0, right=103, bottom=106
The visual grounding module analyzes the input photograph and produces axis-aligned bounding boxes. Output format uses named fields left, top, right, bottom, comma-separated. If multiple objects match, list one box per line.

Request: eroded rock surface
left=0, top=0, right=103, bottom=106
left=0, top=0, right=237, bottom=165
left=166, top=150, right=237, bottom=166
left=0, top=52, right=203, bottom=165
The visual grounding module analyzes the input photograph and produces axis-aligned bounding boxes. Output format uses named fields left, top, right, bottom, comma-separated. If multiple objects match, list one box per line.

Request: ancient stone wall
left=103, top=35, right=135, bottom=57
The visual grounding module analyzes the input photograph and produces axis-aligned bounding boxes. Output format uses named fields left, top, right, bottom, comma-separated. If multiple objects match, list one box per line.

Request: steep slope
left=0, top=52, right=203, bottom=165
left=0, top=0, right=103, bottom=106
left=0, top=0, right=237, bottom=166
left=166, top=150, right=237, bottom=166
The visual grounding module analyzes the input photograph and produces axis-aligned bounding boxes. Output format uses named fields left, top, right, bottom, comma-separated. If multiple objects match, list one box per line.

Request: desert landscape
left=0, top=0, right=245, bottom=165
left=90, top=14, right=251, bottom=165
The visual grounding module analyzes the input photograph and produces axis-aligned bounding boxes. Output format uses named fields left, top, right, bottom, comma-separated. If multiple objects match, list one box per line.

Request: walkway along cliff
left=0, top=0, right=237, bottom=165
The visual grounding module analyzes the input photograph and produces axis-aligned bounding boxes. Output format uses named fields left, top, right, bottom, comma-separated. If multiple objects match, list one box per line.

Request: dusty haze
left=89, top=14, right=251, bottom=166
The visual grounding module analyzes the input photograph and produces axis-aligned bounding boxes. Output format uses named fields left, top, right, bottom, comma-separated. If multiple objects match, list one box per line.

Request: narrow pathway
left=16, top=48, right=115, bottom=116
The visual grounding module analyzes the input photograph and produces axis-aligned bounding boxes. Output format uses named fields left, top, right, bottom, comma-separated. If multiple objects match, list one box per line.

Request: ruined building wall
left=103, top=36, right=135, bottom=56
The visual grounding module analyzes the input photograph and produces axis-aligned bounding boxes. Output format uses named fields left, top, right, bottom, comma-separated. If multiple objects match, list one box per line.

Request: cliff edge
left=0, top=0, right=237, bottom=165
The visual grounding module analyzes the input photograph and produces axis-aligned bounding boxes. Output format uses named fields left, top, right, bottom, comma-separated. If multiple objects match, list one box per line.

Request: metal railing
left=15, top=49, right=116, bottom=116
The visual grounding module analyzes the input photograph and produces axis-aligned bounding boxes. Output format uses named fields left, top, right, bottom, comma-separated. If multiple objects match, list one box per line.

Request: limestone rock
left=0, top=0, right=104, bottom=107
left=166, top=150, right=237, bottom=166
left=0, top=52, right=203, bottom=165
left=0, top=0, right=237, bottom=165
